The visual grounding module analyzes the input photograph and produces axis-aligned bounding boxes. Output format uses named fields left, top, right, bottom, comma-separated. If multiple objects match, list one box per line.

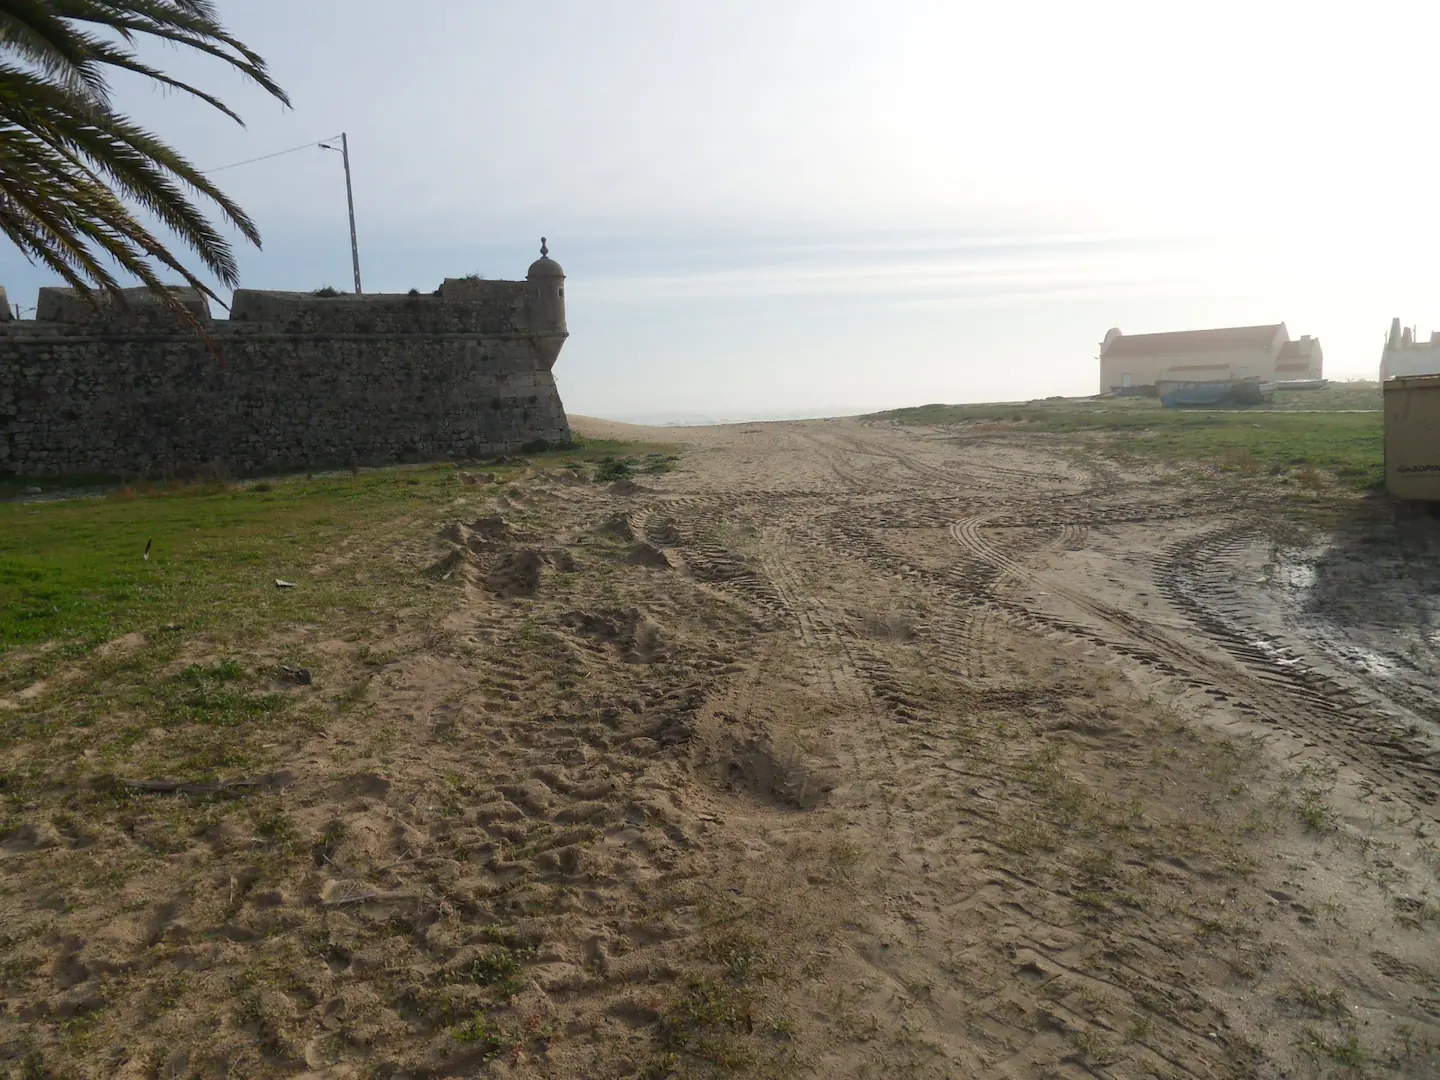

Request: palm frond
left=0, top=0, right=108, bottom=102
left=50, top=0, right=290, bottom=108
left=0, top=0, right=288, bottom=326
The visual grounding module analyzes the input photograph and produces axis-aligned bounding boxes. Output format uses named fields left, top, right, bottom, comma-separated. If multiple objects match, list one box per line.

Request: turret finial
left=540, top=237, right=549, bottom=258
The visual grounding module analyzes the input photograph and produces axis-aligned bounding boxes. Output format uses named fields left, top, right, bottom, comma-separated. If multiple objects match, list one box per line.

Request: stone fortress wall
left=0, top=244, right=571, bottom=478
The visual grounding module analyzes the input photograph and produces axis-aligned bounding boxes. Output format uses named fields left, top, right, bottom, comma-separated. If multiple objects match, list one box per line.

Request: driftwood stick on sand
left=119, top=778, right=261, bottom=797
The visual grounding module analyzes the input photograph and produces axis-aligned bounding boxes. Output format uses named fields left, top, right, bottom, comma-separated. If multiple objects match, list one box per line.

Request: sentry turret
left=526, top=237, right=568, bottom=369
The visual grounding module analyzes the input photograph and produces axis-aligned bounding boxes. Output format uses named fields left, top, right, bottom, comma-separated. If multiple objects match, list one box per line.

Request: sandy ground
left=3, top=416, right=1438, bottom=1078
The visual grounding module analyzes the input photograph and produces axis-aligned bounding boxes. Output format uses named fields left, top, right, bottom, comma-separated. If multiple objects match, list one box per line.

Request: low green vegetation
left=594, top=456, right=635, bottom=483
left=0, top=438, right=669, bottom=665
left=1264, top=381, right=1381, bottom=411
left=0, top=435, right=682, bottom=862
left=591, top=451, right=678, bottom=483
left=875, top=382, right=1384, bottom=492
left=456, top=946, right=531, bottom=995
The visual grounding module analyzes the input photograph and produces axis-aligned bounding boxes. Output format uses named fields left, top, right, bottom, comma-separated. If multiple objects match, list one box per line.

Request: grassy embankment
left=0, top=437, right=674, bottom=805
left=876, top=381, right=1384, bottom=492
left=0, top=440, right=671, bottom=666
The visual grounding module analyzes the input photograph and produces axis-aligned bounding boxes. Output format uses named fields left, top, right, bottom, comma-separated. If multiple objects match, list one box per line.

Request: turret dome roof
left=527, top=237, right=564, bottom=278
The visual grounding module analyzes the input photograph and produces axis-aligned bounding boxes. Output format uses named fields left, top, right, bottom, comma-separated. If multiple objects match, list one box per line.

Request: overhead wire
left=204, top=135, right=343, bottom=174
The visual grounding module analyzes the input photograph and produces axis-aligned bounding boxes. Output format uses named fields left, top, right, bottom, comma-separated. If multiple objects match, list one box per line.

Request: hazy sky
left=3, top=1, right=1438, bottom=420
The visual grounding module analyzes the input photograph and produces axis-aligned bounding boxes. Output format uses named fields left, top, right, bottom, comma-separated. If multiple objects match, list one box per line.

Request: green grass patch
left=592, top=450, right=680, bottom=483
left=450, top=943, right=537, bottom=1000
left=159, top=660, right=284, bottom=727
left=1300, top=1027, right=1367, bottom=1071
left=874, top=386, right=1383, bottom=491
left=595, top=457, right=636, bottom=483
left=0, top=468, right=452, bottom=662
left=451, top=1011, right=508, bottom=1052
left=658, top=978, right=759, bottom=1071
left=1267, top=382, right=1381, bottom=411
left=0, top=439, right=680, bottom=790
left=0, top=438, right=673, bottom=666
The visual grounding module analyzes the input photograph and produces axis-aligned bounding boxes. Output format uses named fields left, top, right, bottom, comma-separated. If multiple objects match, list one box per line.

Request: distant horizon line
left=590, top=376, right=1384, bottom=426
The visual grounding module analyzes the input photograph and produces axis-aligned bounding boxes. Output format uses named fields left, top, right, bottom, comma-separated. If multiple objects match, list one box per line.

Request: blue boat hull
left=1161, top=380, right=1267, bottom=408
left=1162, top=385, right=1233, bottom=407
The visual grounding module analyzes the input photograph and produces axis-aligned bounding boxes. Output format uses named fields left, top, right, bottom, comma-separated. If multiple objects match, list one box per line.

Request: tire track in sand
left=949, top=514, right=1440, bottom=808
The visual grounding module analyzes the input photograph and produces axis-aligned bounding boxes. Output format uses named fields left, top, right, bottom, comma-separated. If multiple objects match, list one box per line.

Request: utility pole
left=321, top=133, right=363, bottom=294
left=341, top=134, right=362, bottom=295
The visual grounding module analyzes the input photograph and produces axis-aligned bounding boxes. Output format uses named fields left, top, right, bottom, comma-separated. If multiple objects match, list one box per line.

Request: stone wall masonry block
left=0, top=273, right=571, bottom=478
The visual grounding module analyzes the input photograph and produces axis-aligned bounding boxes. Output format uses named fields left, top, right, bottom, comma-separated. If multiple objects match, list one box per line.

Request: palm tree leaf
left=0, top=143, right=224, bottom=344
left=0, top=1, right=289, bottom=324
left=0, top=0, right=108, bottom=101
left=79, top=39, right=244, bottom=122
left=50, top=0, right=290, bottom=107
left=0, top=72, right=262, bottom=265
